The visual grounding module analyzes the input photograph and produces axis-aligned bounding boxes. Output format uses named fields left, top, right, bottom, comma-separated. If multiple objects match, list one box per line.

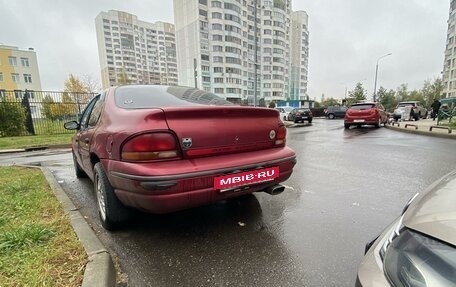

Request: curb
left=384, top=124, right=456, bottom=140
left=39, top=167, right=116, bottom=287
left=0, top=144, right=71, bottom=154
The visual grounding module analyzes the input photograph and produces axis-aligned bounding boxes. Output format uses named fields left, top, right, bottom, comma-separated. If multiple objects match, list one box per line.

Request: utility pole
left=253, top=0, right=258, bottom=106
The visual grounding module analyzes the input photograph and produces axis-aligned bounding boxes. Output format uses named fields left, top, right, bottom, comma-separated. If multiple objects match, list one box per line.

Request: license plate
left=214, top=166, right=279, bottom=191
left=353, top=119, right=365, bottom=123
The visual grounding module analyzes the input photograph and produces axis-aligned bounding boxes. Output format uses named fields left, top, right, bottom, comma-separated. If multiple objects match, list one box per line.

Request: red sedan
left=64, top=85, right=296, bottom=230
left=344, top=102, right=388, bottom=129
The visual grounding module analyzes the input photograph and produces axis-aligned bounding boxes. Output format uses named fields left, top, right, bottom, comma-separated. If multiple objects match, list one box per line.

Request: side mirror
left=64, top=121, right=79, bottom=130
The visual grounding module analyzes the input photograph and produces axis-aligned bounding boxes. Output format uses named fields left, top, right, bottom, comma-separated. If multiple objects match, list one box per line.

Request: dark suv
left=288, top=108, right=313, bottom=123
left=325, top=106, right=347, bottom=119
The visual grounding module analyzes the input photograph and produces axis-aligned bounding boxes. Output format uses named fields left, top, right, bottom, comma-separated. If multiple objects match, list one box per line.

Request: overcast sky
left=0, top=0, right=450, bottom=101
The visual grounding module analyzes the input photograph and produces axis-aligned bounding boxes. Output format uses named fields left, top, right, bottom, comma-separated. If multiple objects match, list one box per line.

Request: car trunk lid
left=162, top=106, right=283, bottom=159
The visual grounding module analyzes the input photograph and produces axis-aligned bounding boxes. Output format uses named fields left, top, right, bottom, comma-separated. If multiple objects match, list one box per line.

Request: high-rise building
left=442, top=0, right=456, bottom=98
left=290, top=10, right=309, bottom=101
left=0, top=45, right=42, bottom=91
left=95, top=10, right=178, bottom=89
left=174, top=0, right=308, bottom=105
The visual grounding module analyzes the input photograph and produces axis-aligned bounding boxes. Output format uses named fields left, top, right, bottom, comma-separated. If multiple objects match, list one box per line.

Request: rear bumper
left=104, top=147, right=296, bottom=213
left=344, top=116, right=378, bottom=125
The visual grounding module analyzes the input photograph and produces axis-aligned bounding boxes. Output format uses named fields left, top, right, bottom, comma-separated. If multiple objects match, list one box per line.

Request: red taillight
left=275, top=125, right=286, bottom=146
left=121, top=132, right=181, bottom=161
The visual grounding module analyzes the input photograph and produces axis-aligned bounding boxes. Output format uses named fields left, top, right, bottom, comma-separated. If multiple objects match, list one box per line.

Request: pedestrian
left=430, top=99, right=441, bottom=121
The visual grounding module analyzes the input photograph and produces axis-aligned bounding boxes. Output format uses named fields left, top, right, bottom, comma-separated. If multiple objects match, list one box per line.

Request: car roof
left=403, top=170, right=456, bottom=246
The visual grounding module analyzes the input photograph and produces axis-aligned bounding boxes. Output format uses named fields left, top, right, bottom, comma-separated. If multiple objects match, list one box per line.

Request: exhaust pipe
left=264, top=184, right=285, bottom=195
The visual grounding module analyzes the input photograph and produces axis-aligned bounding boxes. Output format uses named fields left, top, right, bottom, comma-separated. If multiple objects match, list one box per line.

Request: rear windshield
left=295, top=109, right=310, bottom=113
left=350, top=104, right=375, bottom=110
left=115, top=85, right=233, bottom=109
left=397, top=102, right=416, bottom=107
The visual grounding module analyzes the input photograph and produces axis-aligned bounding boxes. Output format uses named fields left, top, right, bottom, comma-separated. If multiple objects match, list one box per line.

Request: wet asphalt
left=1, top=118, right=455, bottom=287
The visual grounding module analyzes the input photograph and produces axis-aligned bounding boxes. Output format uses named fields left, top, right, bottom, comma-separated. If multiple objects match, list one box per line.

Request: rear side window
left=350, top=104, right=375, bottom=110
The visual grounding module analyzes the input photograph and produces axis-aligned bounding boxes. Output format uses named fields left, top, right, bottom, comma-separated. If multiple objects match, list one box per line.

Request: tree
left=422, top=78, right=443, bottom=108
left=268, top=101, right=276, bottom=108
left=346, top=82, right=367, bottom=106
left=395, top=84, right=409, bottom=102
left=117, top=70, right=132, bottom=86
left=0, top=94, right=26, bottom=136
left=377, top=86, right=397, bottom=112
left=63, top=74, right=94, bottom=104
left=321, top=97, right=340, bottom=107
left=81, top=74, right=101, bottom=93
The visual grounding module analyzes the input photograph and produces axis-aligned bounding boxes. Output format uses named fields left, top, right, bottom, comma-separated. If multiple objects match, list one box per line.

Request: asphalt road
left=2, top=118, right=456, bottom=286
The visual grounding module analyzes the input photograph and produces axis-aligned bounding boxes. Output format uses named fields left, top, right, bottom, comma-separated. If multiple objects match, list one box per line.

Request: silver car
left=357, top=170, right=456, bottom=286
left=392, top=101, right=428, bottom=121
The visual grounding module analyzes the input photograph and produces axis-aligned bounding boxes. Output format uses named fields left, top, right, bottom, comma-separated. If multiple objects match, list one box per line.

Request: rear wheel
left=344, top=124, right=350, bottom=129
left=328, top=114, right=335, bottom=119
left=94, top=162, right=130, bottom=230
left=375, top=117, right=381, bottom=128
left=283, top=116, right=287, bottom=121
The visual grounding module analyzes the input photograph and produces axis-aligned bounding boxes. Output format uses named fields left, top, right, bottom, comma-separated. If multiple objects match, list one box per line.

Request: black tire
left=424, top=111, right=428, bottom=119
left=294, top=119, right=299, bottom=123
left=375, top=117, right=381, bottom=128
left=328, top=114, right=335, bottom=119
left=283, top=116, right=287, bottom=121
left=73, top=152, right=87, bottom=178
left=93, top=162, right=130, bottom=230
left=308, top=118, right=313, bottom=123
left=344, top=124, right=350, bottom=129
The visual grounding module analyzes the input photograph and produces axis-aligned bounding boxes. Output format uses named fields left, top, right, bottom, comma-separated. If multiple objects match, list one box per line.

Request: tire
left=283, top=116, right=287, bottom=121
left=93, top=162, right=130, bottom=230
left=375, top=117, right=381, bottom=128
left=424, top=111, right=428, bottom=119
left=308, top=118, right=313, bottom=123
left=344, top=124, right=350, bottom=129
left=73, top=152, right=87, bottom=178
left=328, top=114, right=335, bottom=119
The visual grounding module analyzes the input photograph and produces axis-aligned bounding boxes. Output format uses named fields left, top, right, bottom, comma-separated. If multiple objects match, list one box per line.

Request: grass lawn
left=0, top=134, right=73, bottom=150
left=0, top=166, right=86, bottom=286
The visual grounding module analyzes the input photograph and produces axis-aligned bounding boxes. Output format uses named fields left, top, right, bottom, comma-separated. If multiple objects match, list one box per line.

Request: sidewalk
left=385, top=118, right=455, bottom=139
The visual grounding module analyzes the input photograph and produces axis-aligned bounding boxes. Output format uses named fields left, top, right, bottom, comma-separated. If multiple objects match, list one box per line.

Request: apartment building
left=0, top=45, right=42, bottom=92
left=95, top=10, right=178, bottom=89
left=174, top=0, right=309, bottom=104
left=442, top=0, right=456, bottom=98
left=289, top=10, right=309, bottom=101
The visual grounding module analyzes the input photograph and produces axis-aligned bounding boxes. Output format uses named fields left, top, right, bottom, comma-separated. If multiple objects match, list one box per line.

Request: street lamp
left=373, top=53, right=392, bottom=102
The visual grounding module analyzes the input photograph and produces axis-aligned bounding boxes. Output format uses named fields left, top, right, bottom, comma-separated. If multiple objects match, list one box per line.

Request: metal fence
left=0, top=90, right=94, bottom=137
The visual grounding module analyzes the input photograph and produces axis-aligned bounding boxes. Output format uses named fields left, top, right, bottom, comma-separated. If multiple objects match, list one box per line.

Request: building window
left=212, top=12, right=222, bottom=19
left=0, top=72, right=3, bottom=82
left=11, top=73, right=20, bottom=83
left=213, top=67, right=223, bottom=73
left=21, top=57, right=30, bottom=67
left=214, top=77, right=224, bottom=83
left=8, top=56, right=17, bottom=66
left=211, top=1, right=222, bottom=8
left=214, top=88, right=224, bottom=94
left=24, top=74, right=32, bottom=83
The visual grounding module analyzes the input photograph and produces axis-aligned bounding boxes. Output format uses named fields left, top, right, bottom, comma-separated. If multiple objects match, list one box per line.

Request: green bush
left=0, top=101, right=26, bottom=137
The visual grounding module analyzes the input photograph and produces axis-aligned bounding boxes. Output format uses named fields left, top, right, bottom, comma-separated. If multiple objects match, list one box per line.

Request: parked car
left=288, top=108, right=313, bottom=123
left=64, top=85, right=297, bottom=230
left=356, top=170, right=456, bottom=286
left=276, top=106, right=294, bottom=121
left=392, top=101, right=428, bottom=121
left=325, top=106, right=347, bottom=119
left=344, top=102, right=388, bottom=129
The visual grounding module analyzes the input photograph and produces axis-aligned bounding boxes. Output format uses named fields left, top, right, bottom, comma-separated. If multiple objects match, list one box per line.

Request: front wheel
left=328, top=114, right=335, bottom=119
left=94, top=162, right=131, bottom=230
left=308, top=118, right=313, bottom=124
